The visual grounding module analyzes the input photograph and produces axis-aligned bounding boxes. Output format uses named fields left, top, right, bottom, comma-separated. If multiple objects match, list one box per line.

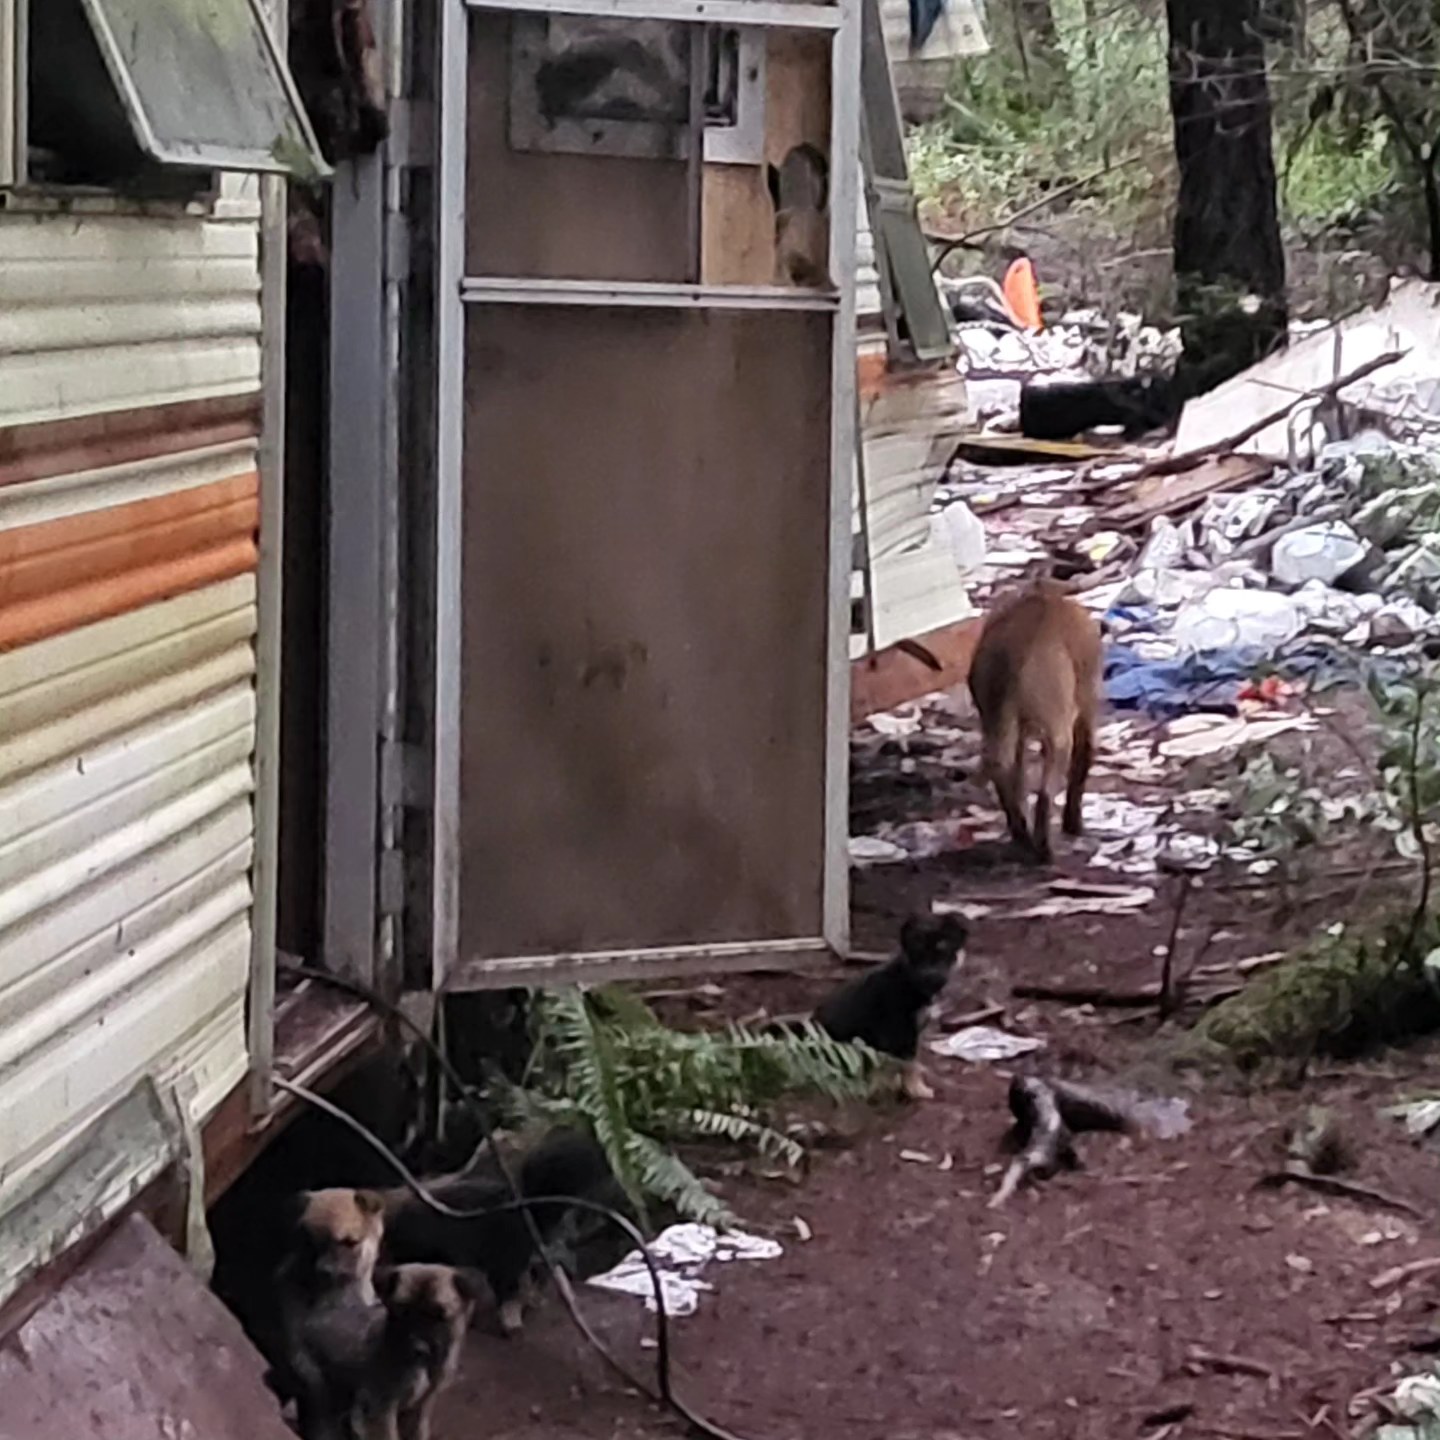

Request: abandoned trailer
left=0, top=0, right=975, bottom=1430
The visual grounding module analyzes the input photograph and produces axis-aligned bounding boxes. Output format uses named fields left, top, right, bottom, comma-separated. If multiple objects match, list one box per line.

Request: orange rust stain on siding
left=0, top=473, right=259, bottom=652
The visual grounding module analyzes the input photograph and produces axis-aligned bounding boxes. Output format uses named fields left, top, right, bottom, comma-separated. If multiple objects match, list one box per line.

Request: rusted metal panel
left=0, top=1213, right=295, bottom=1440
left=0, top=210, right=262, bottom=429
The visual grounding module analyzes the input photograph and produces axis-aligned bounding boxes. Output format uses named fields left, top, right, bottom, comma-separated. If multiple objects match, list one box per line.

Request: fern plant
left=510, top=986, right=885, bottom=1226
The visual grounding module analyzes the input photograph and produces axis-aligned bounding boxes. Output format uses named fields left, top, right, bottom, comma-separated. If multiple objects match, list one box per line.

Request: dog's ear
left=355, top=1189, right=385, bottom=1218
left=898, top=915, right=926, bottom=957
left=938, top=913, right=969, bottom=951
left=766, top=162, right=781, bottom=213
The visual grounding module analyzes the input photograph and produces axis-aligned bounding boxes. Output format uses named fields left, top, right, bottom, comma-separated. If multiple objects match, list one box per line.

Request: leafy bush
left=513, top=987, right=885, bottom=1226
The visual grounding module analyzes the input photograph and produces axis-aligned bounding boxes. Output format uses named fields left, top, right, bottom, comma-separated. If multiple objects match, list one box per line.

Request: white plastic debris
left=1271, top=520, right=1367, bottom=586
left=1199, top=492, right=1281, bottom=556
left=1395, top=1372, right=1440, bottom=1421
left=930, top=1026, right=1045, bottom=1062
left=849, top=835, right=908, bottom=866
left=1138, top=516, right=1187, bottom=571
left=587, top=1224, right=783, bottom=1317
left=1172, top=586, right=1305, bottom=656
left=1383, top=1097, right=1440, bottom=1138
left=939, top=500, right=988, bottom=573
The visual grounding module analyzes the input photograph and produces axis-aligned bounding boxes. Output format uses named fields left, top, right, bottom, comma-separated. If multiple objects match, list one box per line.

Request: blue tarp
left=1104, top=643, right=1252, bottom=718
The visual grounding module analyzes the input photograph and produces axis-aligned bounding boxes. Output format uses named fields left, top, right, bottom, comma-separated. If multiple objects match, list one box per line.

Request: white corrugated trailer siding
left=0, top=182, right=262, bottom=1232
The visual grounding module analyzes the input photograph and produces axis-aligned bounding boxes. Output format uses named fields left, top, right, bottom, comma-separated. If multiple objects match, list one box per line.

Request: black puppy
left=376, top=1127, right=616, bottom=1335
left=813, top=913, right=968, bottom=1100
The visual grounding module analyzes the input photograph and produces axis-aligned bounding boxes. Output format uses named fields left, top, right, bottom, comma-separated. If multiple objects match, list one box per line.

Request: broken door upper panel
left=459, top=305, right=831, bottom=966
left=464, top=9, right=840, bottom=293
left=466, top=12, right=694, bottom=283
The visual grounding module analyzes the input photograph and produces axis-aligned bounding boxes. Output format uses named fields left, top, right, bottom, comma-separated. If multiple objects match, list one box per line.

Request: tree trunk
left=1166, top=0, right=1288, bottom=398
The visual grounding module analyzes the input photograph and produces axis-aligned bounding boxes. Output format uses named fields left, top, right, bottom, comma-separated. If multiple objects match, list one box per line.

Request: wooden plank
left=1103, top=454, right=1272, bottom=532
left=851, top=614, right=982, bottom=719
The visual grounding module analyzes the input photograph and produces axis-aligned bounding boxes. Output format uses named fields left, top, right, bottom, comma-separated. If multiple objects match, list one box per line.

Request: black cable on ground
left=269, top=969, right=750, bottom=1440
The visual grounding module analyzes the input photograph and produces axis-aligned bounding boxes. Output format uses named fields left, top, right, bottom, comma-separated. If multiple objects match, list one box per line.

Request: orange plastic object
left=1003, top=257, right=1043, bottom=331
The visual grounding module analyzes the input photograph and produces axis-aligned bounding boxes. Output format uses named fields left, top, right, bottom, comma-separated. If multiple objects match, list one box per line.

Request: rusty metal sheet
left=0, top=1213, right=294, bottom=1440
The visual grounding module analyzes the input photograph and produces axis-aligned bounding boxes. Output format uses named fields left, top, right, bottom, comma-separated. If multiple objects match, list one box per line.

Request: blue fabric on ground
left=1104, top=643, right=1252, bottom=718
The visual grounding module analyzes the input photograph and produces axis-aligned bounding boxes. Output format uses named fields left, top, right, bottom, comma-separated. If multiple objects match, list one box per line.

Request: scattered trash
left=1384, top=1097, right=1440, bottom=1139
left=1271, top=521, right=1367, bottom=587
left=1158, top=711, right=1313, bottom=760
left=1172, top=586, right=1307, bottom=658
left=930, top=1026, right=1045, bottom=1062
left=1380, top=1368, right=1440, bottom=1439
left=587, top=1224, right=783, bottom=1318
left=848, top=835, right=909, bottom=866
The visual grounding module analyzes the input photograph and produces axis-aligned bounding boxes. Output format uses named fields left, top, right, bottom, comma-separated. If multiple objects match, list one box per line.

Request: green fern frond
left=544, top=987, right=648, bottom=1220
left=527, top=985, right=879, bottom=1227
left=685, top=1108, right=805, bottom=1169
left=623, top=1129, right=734, bottom=1227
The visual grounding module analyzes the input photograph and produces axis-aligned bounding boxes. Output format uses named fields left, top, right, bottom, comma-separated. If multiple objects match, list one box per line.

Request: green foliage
left=1224, top=749, right=1370, bottom=866
left=1203, top=656, right=1440, bottom=1070
left=516, top=987, right=885, bottom=1226
left=1282, top=118, right=1395, bottom=229
left=1188, top=911, right=1440, bottom=1071
left=906, top=0, right=1406, bottom=285
left=910, top=0, right=1168, bottom=225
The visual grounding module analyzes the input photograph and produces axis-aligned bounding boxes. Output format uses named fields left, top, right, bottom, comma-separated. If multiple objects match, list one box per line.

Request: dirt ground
left=431, top=694, right=1440, bottom=1440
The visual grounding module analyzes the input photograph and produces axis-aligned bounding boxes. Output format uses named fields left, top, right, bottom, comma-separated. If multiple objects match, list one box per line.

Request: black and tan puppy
left=271, top=1189, right=387, bottom=1440
left=813, top=913, right=968, bottom=1100
left=377, top=1127, right=616, bottom=1336
left=354, top=1264, right=477, bottom=1440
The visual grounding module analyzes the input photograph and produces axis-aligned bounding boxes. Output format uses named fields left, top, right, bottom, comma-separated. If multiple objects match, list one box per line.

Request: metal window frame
left=72, top=0, right=329, bottom=176
left=247, top=0, right=288, bottom=1116
left=0, top=0, right=24, bottom=188
left=430, top=0, right=858, bottom=987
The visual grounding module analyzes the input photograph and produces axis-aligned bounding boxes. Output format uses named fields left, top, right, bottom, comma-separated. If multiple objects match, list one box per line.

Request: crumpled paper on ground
left=587, top=1224, right=783, bottom=1317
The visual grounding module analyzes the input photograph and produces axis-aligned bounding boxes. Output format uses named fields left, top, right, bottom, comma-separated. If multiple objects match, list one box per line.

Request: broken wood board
left=852, top=615, right=982, bottom=720
left=955, top=434, right=1135, bottom=466
left=1102, top=454, right=1272, bottom=531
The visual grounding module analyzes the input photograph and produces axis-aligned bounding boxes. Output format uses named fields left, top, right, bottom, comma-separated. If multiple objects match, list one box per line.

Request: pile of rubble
left=929, top=279, right=1440, bottom=720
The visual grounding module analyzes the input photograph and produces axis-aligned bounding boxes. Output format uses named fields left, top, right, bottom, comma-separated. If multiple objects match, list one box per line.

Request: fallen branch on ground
left=1184, top=1348, right=1276, bottom=1381
left=1370, top=1255, right=1440, bottom=1291
left=989, top=1077, right=1165, bottom=1207
left=1013, top=981, right=1162, bottom=1007
left=1256, top=1166, right=1425, bottom=1220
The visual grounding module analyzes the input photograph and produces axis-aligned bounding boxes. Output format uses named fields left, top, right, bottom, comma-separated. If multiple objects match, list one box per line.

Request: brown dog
left=967, top=579, right=1102, bottom=863
left=353, top=1265, right=477, bottom=1440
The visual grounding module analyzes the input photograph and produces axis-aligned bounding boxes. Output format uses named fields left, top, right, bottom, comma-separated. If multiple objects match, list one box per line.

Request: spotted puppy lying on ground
left=813, top=913, right=968, bottom=1100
